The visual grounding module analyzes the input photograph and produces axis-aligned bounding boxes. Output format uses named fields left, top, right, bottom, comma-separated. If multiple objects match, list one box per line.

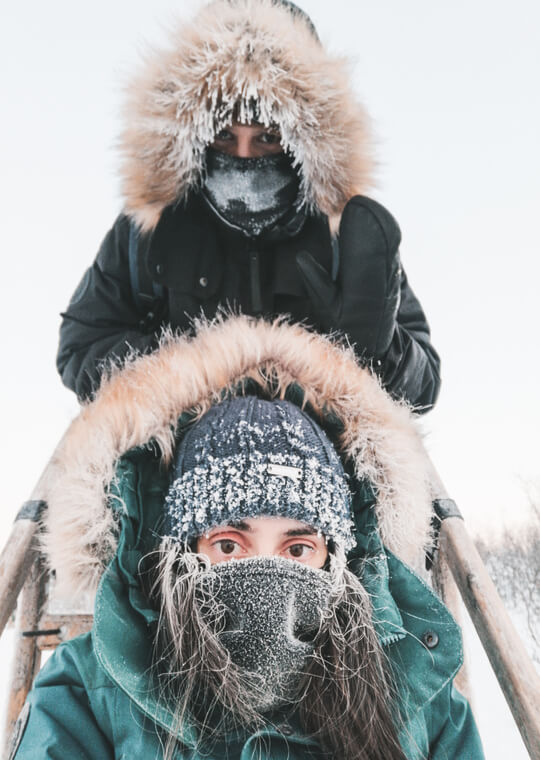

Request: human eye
left=258, top=130, right=281, bottom=145
left=285, top=543, right=314, bottom=560
left=214, top=538, right=242, bottom=556
left=213, top=128, right=234, bottom=142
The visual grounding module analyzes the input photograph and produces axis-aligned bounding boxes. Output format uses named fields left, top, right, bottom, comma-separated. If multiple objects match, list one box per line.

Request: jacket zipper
left=249, top=249, right=263, bottom=314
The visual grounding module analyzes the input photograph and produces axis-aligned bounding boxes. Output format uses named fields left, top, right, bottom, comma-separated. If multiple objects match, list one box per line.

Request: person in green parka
left=9, top=316, right=484, bottom=759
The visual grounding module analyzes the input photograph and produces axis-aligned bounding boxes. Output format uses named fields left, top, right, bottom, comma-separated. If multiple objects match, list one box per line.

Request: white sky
left=1, top=1, right=538, bottom=757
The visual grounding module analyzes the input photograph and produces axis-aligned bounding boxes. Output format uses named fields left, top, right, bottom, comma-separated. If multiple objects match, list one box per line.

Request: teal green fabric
left=13, top=445, right=485, bottom=759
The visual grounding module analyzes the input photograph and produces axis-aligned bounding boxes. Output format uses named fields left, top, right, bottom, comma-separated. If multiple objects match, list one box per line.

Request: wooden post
left=0, top=518, right=40, bottom=638
left=0, top=431, right=67, bottom=638
left=440, top=516, right=540, bottom=759
left=3, top=552, right=47, bottom=755
left=426, top=454, right=540, bottom=758
left=34, top=614, right=93, bottom=651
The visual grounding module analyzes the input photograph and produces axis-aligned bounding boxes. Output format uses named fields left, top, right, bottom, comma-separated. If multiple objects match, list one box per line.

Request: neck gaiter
left=200, top=556, right=332, bottom=711
left=202, top=148, right=300, bottom=238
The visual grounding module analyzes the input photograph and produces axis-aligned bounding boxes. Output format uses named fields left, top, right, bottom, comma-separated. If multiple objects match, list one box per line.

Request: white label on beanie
left=267, top=464, right=302, bottom=482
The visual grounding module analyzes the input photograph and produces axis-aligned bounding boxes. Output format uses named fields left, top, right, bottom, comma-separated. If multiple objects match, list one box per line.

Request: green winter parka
left=12, top=317, right=483, bottom=759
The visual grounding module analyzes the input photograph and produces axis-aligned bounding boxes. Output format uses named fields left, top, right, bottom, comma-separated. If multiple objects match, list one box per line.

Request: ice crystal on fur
left=41, top=316, right=432, bottom=597
left=119, top=0, right=375, bottom=232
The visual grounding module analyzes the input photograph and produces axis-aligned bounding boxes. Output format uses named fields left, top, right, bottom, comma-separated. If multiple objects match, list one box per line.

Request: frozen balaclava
left=197, top=555, right=332, bottom=709
left=202, top=148, right=301, bottom=238
left=164, top=396, right=354, bottom=709
left=200, top=3, right=317, bottom=239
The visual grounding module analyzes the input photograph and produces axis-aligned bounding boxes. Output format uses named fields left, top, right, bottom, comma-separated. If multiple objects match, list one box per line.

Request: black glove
left=296, top=196, right=402, bottom=359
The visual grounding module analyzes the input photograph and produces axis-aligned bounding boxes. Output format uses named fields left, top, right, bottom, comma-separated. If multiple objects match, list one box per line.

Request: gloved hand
left=296, top=196, right=402, bottom=359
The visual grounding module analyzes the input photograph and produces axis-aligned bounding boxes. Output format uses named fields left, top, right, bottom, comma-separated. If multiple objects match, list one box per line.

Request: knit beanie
left=164, top=396, right=355, bottom=551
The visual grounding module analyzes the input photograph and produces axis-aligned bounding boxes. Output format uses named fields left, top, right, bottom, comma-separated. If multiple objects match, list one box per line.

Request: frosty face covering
left=200, top=556, right=332, bottom=711
left=202, top=148, right=300, bottom=237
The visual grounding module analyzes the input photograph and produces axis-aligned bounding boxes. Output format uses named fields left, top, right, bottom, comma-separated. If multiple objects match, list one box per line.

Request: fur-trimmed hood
left=41, top=316, right=432, bottom=596
left=120, top=0, right=374, bottom=232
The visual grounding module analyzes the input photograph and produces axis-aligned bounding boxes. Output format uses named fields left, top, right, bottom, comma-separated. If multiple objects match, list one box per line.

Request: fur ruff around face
left=40, top=316, right=432, bottom=597
left=120, top=0, right=375, bottom=232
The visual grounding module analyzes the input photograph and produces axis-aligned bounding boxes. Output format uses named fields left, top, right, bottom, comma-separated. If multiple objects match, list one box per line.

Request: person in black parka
left=57, top=0, right=441, bottom=410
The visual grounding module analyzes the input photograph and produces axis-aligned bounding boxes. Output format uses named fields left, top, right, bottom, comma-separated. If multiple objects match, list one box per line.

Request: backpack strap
left=128, top=222, right=165, bottom=312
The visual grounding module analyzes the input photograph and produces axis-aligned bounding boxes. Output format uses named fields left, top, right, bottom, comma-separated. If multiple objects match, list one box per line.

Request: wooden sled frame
left=1, top=457, right=539, bottom=759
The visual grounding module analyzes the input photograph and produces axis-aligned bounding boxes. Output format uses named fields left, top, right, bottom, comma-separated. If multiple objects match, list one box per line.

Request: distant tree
left=475, top=498, right=540, bottom=664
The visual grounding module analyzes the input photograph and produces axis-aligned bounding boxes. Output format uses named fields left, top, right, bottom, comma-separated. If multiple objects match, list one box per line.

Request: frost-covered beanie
left=164, top=396, right=355, bottom=551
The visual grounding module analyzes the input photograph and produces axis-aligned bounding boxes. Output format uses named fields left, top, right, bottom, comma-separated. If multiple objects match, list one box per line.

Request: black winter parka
left=57, top=194, right=440, bottom=410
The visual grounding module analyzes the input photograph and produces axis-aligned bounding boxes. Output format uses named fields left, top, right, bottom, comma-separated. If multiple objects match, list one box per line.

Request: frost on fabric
left=199, top=555, right=332, bottom=709
left=206, top=157, right=292, bottom=212
left=202, top=149, right=300, bottom=236
left=164, top=409, right=356, bottom=551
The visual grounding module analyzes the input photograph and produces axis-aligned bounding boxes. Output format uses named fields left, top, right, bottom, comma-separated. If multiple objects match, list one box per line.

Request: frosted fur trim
left=40, top=316, right=431, bottom=596
left=119, top=0, right=374, bottom=232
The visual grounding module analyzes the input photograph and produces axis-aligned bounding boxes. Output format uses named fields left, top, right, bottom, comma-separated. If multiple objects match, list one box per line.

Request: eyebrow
left=209, top=522, right=318, bottom=537
left=215, top=520, right=252, bottom=533
left=284, top=526, right=318, bottom=537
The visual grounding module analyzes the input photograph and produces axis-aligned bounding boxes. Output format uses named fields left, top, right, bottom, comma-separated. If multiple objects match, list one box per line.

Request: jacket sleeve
left=10, top=647, right=114, bottom=760
left=296, top=197, right=441, bottom=414
left=374, top=268, right=441, bottom=413
left=427, top=684, right=485, bottom=759
left=56, top=214, right=166, bottom=401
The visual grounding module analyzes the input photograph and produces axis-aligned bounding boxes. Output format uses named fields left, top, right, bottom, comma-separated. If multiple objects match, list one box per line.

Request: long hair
left=145, top=538, right=408, bottom=760
left=297, top=550, right=408, bottom=760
